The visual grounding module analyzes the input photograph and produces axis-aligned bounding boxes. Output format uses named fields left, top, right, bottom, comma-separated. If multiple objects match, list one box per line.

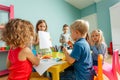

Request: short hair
left=70, top=19, right=89, bottom=36
left=36, top=19, right=48, bottom=33
left=2, top=18, right=34, bottom=48
left=63, top=24, right=68, bottom=28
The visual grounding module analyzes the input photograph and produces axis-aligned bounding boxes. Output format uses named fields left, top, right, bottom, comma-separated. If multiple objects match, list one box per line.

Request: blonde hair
left=70, top=19, right=89, bottom=36
left=2, top=18, right=34, bottom=48
left=91, top=29, right=105, bottom=45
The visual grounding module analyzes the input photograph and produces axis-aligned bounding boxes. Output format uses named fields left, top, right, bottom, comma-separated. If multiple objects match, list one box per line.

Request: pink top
left=8, top=47, right=32, bottom=80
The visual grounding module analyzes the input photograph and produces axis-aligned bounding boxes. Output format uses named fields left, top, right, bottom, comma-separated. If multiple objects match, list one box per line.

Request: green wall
left=96, top=0, right=120, bottom=46
left=0, top=0, right=80, bottom=46
left=1, top=0, right=120, bottom=46
left=81, top=3, right=97, bottom=18
left=80, top=0, right=120, bottom=46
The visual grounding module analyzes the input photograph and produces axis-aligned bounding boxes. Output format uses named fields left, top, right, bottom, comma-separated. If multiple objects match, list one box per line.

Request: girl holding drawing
left=33, top=19, right=52, bottom=55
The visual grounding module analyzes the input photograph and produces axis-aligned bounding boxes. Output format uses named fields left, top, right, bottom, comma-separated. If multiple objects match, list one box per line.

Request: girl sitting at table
left=2, top=19, right=41, bottom=80
left=89, top=29, right=107, bottom=66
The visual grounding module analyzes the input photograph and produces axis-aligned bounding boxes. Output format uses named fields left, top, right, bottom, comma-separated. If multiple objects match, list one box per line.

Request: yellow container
left=52, top=52, right=59, bottom=58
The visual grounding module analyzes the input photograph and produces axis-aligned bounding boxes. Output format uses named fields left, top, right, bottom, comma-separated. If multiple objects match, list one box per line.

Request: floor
left=0, top=54, right=120, bottom=80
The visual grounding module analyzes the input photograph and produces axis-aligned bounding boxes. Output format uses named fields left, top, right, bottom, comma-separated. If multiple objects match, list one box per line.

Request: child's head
left=70, top=19, right=89, bottom=41
left=91, top=29, right=105, bottom=44
left=36, top=19, right=48, bottom=33
left=62, top=24, right=69, bottom=34
left=2, top=18, right=34, bottom=48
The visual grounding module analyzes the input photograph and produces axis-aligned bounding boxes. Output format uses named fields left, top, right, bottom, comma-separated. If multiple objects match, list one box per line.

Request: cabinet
left=0, top=4, right=14, bottom=76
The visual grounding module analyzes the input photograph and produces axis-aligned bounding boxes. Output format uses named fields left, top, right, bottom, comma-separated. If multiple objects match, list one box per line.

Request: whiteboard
left=81, top=13, right=98, bottom=33
left=109, top=2, right=120, bottom=50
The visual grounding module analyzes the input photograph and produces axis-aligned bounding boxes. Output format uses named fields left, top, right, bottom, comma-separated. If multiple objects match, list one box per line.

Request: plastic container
left=32, top=49, right=37, bottom=56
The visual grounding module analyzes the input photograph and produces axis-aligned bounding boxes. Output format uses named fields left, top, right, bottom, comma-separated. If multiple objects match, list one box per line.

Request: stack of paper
left=33, top=59, right=65, bottom=75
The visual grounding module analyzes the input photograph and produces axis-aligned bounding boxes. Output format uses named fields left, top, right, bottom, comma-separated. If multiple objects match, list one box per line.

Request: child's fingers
left=36, top=53, right=42, bottom=59
left=62, top=47, right=67, bottom=53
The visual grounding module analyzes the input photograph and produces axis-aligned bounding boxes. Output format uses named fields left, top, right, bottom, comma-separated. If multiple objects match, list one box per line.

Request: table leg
left=51, top=70, right=59, bottom=80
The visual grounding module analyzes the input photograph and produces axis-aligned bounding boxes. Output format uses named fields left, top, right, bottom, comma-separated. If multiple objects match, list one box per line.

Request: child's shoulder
left=20, top=47, right=31, bottom=54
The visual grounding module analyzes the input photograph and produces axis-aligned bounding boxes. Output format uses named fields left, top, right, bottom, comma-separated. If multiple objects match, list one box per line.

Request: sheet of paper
left=38, top=31, right=52, bottom=49
left=33, top=59, right=65, bottom=75
left=67, top=49, right=72, bottom=54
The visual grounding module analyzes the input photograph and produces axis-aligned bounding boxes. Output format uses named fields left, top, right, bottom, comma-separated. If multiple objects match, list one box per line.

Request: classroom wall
left=81, top=3, right=97, bottom=18
left=1, top=0, right=119, bottom=46
left=80, top=0, right=120, bottom=46
left=96, top=0, right=120, bottom=46
left=0, top=0, right=81, bottom=71
left=0, top=0, right=80, bottom=46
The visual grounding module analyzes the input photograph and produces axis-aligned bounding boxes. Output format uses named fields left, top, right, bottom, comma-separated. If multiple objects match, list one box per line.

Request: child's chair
left=94, top=54, right=103, bottom=80
left=102, top=49, right=118, bottom=80
left=114, top=49, right=120, bottom=75
left=30, top=72, right=49, bottom=80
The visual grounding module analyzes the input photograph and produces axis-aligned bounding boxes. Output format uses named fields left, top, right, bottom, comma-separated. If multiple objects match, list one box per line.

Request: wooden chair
left=29, top=72, right=49, bottom=80
left=94, top=54, right=103, bottom=80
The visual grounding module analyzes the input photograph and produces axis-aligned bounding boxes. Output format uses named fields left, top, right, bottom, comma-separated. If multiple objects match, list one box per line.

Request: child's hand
left=36, top=53, right=42, bottom=59
left=62, top=47, right=69, bottom=55
left=67, top=41, right=73, bottom=48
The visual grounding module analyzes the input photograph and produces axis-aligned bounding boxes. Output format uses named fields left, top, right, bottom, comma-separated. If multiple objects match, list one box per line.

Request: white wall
left=81, top=13, right=98, bottom=33
left=110, top=2, right=120, bottom=51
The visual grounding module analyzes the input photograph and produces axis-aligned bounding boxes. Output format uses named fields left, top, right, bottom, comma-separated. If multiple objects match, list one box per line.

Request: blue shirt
left=90, top=42, right=107, bottom=65
left=70, top=38, right=93, bottom=80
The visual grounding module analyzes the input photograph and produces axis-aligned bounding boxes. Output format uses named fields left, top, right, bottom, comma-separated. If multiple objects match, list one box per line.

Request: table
left=47, top=61, right=71, bottom=80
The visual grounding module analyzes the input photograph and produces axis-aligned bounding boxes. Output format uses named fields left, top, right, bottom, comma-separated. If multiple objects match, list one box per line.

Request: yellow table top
left=47, top=61, right=71, bottom=80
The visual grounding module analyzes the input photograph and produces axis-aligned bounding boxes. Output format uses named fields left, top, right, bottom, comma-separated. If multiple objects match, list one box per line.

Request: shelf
left=0, top=69, right=9, bottom=76
left=0, top=50, right=9, bottom=53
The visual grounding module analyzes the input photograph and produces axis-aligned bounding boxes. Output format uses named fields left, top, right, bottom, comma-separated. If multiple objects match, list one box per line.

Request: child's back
left=2, top=19, right=40, bottom=80
left=71, top=38, right=93, bottom=80
left=8, top=47, right=32, bottom=80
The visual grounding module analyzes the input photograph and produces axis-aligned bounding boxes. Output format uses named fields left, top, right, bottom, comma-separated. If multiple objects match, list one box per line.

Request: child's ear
left=76, top=30, right=80, bottom=34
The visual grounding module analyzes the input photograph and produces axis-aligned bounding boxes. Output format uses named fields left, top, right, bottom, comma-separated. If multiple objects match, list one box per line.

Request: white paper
left=38, top=31, right=52, bottom=49
left=67, top=49, right=72, bottom=54
left=33, top=59, right=65, bottom=75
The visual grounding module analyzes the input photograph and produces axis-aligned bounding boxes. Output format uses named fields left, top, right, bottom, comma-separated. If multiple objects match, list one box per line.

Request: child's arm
left=62, top=48, right=75, bottom=64
left=25, top=47, right=40, bottom=66
left=59, top=34, right=66, bottom=43
left=32, top=34, right=39, bottom=45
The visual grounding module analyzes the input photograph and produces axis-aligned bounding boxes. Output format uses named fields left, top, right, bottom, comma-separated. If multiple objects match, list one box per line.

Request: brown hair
left=63, top=24, right=68, bottom=28
left=70, top=19, right=89, bottom=36
left=2, top=18, right=34, bottom=48
left=36, top=19, right=48, bottom=33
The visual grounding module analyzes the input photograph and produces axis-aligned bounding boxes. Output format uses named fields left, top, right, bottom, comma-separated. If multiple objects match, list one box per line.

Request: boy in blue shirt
left=61, top=20, right=94, bottom=80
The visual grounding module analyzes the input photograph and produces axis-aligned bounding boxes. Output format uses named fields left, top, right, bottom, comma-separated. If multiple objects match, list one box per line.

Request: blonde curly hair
left=2, top=18, right=34, bottom=48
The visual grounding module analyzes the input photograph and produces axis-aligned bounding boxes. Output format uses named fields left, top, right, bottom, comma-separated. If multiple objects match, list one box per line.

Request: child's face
left=70, top=29, right=78, bottom=41
left=91, top=31, right=100, bottom=42
left=63, top=27, right=69, bottom=33
left=38, top=22, right=47, bottom=31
